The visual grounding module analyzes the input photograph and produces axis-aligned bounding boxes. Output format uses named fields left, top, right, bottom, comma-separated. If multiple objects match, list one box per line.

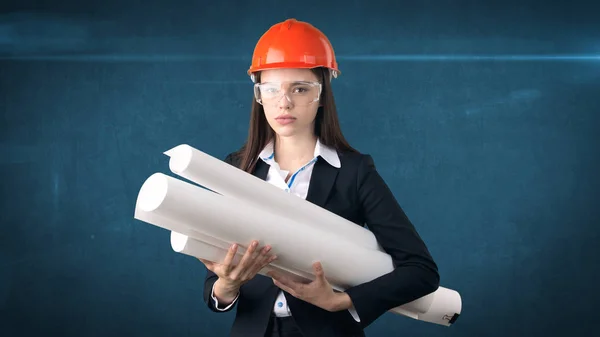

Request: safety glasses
left=254, top=81, right=322, bottom=107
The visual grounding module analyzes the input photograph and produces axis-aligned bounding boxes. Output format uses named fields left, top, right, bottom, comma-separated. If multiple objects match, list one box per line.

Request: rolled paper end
left=450, top=290, right=462, bottom=315
left=166, top=144, right=193, bottom=173
left=137, top=173, right=169, bottom=212
left=170, top=231, right=189, bottom=253
left=417, top=287, right=462, bottom=326
left=435, top=288, right=462, bottom=314
left=163, top=144, right=189, bottom=156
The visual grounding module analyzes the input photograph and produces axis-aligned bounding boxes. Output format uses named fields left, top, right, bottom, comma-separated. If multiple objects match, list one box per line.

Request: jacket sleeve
left=202, top=152, right=239, bottom=313
left=344, top=154, right=440, bottom=328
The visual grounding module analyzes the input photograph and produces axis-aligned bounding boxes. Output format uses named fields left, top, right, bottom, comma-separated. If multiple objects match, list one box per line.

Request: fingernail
left=231, top=244, right=237, bottom=250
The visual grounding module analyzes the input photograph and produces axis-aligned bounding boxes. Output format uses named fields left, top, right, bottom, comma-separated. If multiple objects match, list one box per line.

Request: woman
left=199, top=18, right=440, bottom=337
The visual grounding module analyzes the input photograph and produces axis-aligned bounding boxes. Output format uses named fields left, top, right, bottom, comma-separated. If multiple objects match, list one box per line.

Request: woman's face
left=257, top=68, right=321, bottom=139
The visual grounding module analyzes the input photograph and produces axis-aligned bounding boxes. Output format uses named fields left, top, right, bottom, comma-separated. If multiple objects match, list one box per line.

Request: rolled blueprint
left=137, top=172, right=393, bottom=288
left=135, top=172, right=462, bottom=326
left=170, top=231, right=461, bottom=326
left=163, top=144, right=382, bottom=251
left=162, top=144, right=461, bottom=325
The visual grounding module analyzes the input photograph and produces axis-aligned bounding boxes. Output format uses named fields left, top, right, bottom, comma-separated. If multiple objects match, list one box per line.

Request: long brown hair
left=232, top=67, right=359, bottom=173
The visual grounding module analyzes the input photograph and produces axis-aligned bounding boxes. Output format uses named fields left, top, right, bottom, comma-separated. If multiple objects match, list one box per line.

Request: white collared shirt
left=211, top=139, right=361, bottom=322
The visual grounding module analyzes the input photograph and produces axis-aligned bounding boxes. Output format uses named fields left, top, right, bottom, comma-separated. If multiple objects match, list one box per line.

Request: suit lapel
left=252, top=159, right=269, bottom=181
left=305, top=157, right=339, bottom=207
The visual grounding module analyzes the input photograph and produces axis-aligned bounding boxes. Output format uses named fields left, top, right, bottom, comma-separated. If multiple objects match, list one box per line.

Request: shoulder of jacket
left=338, top=151, right=375, bottom=169
left=223, top=150, right=242, bottom=166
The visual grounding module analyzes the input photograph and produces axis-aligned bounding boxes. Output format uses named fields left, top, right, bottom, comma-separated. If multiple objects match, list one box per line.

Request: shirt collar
left=258, top=138, right=341, bottom=168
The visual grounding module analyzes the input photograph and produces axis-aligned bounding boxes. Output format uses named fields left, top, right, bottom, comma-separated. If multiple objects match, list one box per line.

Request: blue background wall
left=1, top=0, right=599, bottom=336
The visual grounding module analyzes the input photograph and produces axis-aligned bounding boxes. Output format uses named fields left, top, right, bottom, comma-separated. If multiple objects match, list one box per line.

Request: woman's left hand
left=267, top=261, right=351, bottom=312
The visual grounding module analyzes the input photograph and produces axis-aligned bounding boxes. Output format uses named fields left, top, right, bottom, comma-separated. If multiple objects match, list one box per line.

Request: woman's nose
left=277, top=94, right=293, bottom=109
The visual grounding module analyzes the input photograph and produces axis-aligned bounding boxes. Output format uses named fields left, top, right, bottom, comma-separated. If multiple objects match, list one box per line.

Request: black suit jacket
left=202, top=150, right=440, bottom=337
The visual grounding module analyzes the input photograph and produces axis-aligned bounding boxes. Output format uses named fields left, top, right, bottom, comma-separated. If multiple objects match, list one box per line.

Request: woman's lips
left=275, top=116, right=296, bottom=125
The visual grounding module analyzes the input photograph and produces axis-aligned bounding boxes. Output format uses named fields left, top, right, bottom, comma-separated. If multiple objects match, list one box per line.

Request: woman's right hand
left=199, top=240, right=277, bottom=290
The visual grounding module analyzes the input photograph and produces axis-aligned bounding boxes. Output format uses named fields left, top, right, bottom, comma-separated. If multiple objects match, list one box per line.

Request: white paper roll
left=135, top=184, right=324, bottom=285
left=134, top=172, right=462, bottom=324
left=163, top=144, right=382, bottom=251
left=170, top=231, right=461, bottom=326
left=137, top=172, right=392, bottom=288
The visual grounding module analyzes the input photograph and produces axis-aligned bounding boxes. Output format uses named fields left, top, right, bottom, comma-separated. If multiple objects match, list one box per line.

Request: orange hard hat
left=247, top=18, right=340, bottom=81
